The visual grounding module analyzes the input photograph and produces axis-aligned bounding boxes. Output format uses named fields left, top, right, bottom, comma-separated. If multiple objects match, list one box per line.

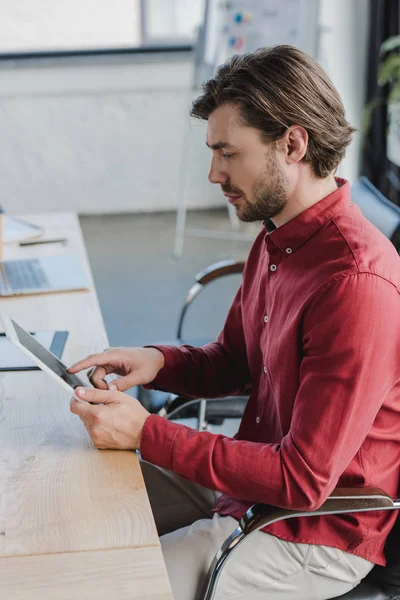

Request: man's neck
left=271, top=175, right=338, bottom=228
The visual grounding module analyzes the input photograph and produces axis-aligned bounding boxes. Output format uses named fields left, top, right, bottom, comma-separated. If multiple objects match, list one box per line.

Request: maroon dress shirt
left=141, top=179, right=400, bottom=565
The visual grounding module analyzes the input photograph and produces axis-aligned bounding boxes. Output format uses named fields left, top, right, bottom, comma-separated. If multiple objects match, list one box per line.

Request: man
left=68, top=46, right=400, bottom=600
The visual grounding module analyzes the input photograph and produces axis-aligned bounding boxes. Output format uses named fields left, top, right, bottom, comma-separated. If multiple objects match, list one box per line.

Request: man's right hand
left=67, top=347, right=165, bottom=392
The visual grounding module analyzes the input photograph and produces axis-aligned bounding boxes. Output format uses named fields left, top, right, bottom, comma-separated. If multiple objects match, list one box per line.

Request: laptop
left=0, top=255, right=90, bottom=296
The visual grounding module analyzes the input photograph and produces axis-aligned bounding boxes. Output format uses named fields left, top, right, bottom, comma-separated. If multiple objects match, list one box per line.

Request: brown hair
left=191, top=45, right=356, bottom=178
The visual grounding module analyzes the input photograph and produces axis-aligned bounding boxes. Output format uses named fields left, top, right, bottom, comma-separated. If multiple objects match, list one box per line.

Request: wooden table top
left=0, top=213, right=172, bottom=599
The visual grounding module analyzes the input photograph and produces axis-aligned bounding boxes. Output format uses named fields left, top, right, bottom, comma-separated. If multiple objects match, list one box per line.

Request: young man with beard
left=68, top=46, right=400, bottom=600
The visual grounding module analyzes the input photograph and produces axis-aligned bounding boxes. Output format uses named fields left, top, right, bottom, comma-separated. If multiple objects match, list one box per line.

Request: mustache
left=221, top=185, right=243, bottom=196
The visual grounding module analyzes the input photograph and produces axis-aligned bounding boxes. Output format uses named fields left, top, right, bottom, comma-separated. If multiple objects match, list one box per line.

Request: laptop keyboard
left=3, top=259, right=50, bottom=291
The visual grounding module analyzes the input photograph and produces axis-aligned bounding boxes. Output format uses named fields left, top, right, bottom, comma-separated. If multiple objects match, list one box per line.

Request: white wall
left=0, top=0, right=370, bottom=215
left=0, top=54, right=223, bottom=214
left=319, top=0, right=370, bottom=184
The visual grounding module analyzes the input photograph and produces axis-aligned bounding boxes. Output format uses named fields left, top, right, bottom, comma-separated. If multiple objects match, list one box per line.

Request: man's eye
left=222, top=153, right=234, bottom=159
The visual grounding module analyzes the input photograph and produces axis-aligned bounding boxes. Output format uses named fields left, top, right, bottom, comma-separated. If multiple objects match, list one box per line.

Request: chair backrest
left=348, top=176, right=400, bottom=592
left=385, top=512, right=400, bottom=568
left=351, top=177, right=400, bottom=251
left=373, top=513, right=400, bottom=596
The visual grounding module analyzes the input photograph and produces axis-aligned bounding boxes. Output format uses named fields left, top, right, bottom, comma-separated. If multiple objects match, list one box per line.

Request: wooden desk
left=0, top=213, right=173, bottom=599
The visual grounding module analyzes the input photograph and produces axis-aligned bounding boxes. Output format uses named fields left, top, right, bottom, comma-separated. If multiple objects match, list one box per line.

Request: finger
left=89, top=366, right=109, bottom=390
left=70, top=396, right=93, bottom=418
left=113, top=367, right=156, bottom=391
left=108, top=374, right=137, bottom=393
left=67, top=351, right=118, bottom=374
left=75, top=386, right=118, bottom=405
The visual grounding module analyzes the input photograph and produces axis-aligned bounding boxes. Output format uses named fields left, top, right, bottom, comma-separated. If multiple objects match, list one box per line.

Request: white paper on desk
left=0, top=332, right=54, bottom=369
left=3, top=216, right=43, bottom=244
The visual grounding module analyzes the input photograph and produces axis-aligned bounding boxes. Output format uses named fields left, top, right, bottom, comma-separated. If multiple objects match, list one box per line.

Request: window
left=143, top=0, right=205, bottom=47
left=0, top=0, right=205, bottom=55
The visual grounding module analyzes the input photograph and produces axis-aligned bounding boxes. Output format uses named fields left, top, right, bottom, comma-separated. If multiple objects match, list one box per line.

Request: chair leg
left=198, top=399, right=208, bottom=431
left=197, top=525, right=246, bottom=600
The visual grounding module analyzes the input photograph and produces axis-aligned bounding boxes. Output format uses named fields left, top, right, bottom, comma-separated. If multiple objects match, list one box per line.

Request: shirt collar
left=263, top=217, right=277, bottom=233
left=265, top=178, right=350, bottom=254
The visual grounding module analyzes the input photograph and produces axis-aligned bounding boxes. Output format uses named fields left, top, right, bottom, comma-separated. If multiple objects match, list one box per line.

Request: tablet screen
left=11, top=318, right=86, bottom=389
left=0, top=331, right=68, bottom=370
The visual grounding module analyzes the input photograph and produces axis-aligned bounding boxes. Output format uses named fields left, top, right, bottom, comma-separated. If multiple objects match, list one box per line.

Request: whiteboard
left=194, top=0, right=320, bottom=87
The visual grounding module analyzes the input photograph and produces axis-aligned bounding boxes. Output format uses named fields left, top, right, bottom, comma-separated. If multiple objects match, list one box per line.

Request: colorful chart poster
left=204, top=0, right=316, bottom=69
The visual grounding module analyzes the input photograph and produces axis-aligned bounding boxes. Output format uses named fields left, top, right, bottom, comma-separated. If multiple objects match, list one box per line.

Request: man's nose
left=208, top=160, right=228, bottom=185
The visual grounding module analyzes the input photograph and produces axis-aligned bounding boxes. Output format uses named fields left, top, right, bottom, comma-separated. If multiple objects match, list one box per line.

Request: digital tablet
left=0, top=330, right=68, bottom=371
left=1, top=313, right=89, bottom=398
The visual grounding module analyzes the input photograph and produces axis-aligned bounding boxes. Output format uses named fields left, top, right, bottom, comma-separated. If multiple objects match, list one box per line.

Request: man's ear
left=281, top=125, right=308, bottom=165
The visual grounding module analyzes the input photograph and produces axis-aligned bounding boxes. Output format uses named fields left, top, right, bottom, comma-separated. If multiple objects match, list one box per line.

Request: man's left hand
left=70, top=386, right=150, bottom=450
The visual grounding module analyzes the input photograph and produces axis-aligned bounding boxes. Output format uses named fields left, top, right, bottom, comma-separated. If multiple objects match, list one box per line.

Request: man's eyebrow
left=205, top=141, right=233, bottom=150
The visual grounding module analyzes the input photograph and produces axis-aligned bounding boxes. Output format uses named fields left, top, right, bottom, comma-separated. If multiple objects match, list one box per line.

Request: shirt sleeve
left=144, top=285, right=251, bottom=399
left=140, top=272, right=400, bottom=511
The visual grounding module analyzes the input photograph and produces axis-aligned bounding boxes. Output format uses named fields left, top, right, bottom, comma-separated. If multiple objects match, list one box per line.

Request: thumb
left=75, top=386, right=118, bottom=405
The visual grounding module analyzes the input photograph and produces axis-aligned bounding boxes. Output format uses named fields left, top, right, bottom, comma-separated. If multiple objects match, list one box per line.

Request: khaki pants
left=140, top=460, right=374, bottom=600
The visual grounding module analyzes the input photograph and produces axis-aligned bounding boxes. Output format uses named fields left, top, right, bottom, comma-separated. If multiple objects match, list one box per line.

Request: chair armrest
left=200, top=487, right=400, bottom=600
left=162, top=394, right=192, bottom=417
left=195, top=260, right=246, bottom=285
left=162, top=394, right=238, bottom=420
left=177, top=259, right=245, bottom=339
left=240, top=488, right=399, bottom=536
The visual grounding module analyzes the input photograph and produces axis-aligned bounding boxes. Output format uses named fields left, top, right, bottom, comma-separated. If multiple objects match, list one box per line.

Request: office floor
left=80, top=209, right=257, bottom=436
left=80, top=209, right=256, bottom=348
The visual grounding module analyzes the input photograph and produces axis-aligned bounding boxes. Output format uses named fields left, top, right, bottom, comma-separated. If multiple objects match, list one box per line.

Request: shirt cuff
left=140, top=414, right=183, bottom=470
left=142, top=345, right=185, bottom=391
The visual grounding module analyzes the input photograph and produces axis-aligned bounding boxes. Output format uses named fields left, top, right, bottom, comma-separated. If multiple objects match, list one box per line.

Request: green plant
left=378, top=35, right=400, bottom=104
left=362, top=35, right=400, bottom=133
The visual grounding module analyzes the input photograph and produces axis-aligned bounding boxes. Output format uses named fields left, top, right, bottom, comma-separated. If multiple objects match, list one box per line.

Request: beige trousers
left=140, top=460, right=374, bottom=600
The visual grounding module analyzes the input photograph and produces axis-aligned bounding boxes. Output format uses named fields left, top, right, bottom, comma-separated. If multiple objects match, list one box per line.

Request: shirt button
left=256, top=416, right=260, bottom=424
left=264, top=315, right=269, bottom=323
left=270, top=264, right=277, bottom=272
left=286, top=248, right=292, bottom=254
left=263, top=366, right=267, bottom=373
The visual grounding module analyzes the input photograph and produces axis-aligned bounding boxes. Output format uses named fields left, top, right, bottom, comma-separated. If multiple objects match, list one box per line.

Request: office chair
left=351, top=177, right=400, bottom=252
left=138, top=259, right=248, bottom=430
left=199, top=487, right=400, bottom=600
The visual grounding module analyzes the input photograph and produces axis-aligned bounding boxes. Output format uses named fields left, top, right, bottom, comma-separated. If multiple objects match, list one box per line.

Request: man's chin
left=235, top=206, right=261, bottom=223
left=236, top=202, right=284, bottom=223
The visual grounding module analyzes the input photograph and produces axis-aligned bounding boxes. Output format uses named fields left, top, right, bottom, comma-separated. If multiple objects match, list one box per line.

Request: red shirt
left=140, top=179, right=400, bottom=566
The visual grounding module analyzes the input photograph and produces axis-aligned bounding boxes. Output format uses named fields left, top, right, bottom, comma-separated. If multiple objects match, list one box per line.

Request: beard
left=222, top=150, right=288, bottom=222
